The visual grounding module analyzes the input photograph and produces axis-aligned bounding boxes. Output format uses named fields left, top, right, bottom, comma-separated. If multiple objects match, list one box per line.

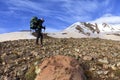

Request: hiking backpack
left=30, top=16, right=38, bottom=30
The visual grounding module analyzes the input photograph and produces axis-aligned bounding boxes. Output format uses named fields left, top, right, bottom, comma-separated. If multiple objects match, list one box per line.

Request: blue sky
left=0, top=0, right=120, bottom=34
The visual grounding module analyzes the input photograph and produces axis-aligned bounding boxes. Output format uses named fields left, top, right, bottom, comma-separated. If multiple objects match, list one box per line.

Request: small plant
left=96, top=62, right=103, bottom=67
left=0, top=57, right=2, bottom=63
left=114, top=69, right=120, bottom=77
left=84, top=70, right=93, bottom=79
left=25, top=65, right=36, bottom=80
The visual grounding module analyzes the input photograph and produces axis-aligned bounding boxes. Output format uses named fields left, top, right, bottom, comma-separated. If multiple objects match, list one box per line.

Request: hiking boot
left=36, top=43, right=39, bottom=45
left=40, top=44, right=43, bottom=47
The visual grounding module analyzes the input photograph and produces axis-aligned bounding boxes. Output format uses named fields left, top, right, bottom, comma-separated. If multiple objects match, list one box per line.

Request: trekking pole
left=43, top=26, right=46, bottom=39
left=30, top=29, right=31, bottom=34
left=44, top=28, right=45, bottom=33
left=43, top=26, right=45, bottom=33
left=30, top=29, right=32, bottom=35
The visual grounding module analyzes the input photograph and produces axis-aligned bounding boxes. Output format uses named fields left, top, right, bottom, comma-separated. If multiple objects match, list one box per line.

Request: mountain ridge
left=64, top=22, right=120, bottom=34
left=48, top=22, right=120, bottom=40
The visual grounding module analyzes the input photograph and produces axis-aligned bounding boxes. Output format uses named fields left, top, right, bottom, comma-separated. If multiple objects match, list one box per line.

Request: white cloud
left=0, top=10, right=14, bottom=14
left=102, top=0, right=110, bottom=6
left=90, top=14, right=120, bottom=24
left=5, top=0, right=50, bottom=15
left=63, top=0, right=98, bottom=15
left=3, top=0, right=111, bottom=22
left=53, top=0, right=110, bottom=23
left=56, top=15, right=91, bottom=24
left=7, top=0, right=40, bottom=10
left=103, top=13, right=113, bottom=17
left=44, top=0, right=98, bottom=24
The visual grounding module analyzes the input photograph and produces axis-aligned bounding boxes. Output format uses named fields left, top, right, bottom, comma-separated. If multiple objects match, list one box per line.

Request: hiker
left=35, top=18, right=46, bottom=46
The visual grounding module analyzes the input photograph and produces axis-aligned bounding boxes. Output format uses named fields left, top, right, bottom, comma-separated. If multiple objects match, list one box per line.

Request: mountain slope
left=48, top=22, right=120, bottom=41
left=0, top=31, right=36, bottom=42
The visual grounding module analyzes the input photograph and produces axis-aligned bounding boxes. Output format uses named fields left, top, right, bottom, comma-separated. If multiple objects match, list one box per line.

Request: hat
left=40, top=18, right=44, bottom=22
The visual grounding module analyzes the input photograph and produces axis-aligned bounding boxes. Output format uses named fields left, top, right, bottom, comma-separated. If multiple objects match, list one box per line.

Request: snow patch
left=0, top=31, right=35, bottom=42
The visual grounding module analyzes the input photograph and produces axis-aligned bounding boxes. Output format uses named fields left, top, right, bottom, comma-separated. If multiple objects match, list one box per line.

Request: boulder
left=35, top=55, right=86, bottom=80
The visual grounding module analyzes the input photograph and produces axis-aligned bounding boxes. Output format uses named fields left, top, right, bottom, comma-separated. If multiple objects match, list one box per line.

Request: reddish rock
left=35, top=55, right=86, bottom=80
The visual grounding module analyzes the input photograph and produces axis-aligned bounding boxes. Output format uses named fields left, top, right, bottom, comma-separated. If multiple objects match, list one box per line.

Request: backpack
left=30, top=16, right=38, bottom=30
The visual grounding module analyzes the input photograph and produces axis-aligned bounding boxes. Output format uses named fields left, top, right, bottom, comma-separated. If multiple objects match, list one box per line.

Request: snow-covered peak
left=48, top=22, right=120, bottom=41
left=64, top=22, right=120, bottom=34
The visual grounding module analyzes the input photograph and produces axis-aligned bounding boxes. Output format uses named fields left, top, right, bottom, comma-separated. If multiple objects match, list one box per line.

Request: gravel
left=0, top=37, right=120, bottom=80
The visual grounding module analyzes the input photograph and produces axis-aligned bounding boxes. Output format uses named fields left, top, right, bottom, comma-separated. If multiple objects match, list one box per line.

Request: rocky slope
left=0, top=37, right=120, bottom=80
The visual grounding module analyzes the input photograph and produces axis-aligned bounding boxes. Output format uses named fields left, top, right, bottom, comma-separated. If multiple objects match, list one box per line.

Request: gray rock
left=98, top=58, right=109, bottom=64
left=96, top=70, right=108, bottom=75
left=74, top=48, right=80, bottom=52
left=110, top=64, right=117, bottom=70
left=83, top=56, right=93, bottom=61
left=103, top=64, right=109, bottom=69
left=117, top=62, right=120, bottom=67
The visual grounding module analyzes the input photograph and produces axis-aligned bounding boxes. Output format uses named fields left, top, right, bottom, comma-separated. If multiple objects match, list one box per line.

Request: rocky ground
left=0, top=37, right=120, bottom=80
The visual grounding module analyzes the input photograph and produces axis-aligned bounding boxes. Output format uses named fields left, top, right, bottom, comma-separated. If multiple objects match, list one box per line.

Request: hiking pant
left=36, top=30, right=43, bottom=45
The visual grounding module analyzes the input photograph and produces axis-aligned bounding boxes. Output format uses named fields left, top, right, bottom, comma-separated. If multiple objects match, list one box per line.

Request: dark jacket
left=36, top=19, right=45, bottom=32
